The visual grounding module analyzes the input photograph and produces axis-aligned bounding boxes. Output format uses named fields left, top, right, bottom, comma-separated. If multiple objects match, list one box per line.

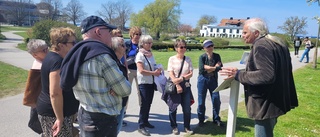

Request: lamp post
left=312, top=16, right=320, bottom=69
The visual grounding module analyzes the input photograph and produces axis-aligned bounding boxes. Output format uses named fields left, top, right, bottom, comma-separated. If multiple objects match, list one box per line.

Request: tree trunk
left=312, top=23, right=320, bottom=69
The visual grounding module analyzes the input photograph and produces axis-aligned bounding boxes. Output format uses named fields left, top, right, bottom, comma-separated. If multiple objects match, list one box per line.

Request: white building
left=200, top=17, right=250, bottom=38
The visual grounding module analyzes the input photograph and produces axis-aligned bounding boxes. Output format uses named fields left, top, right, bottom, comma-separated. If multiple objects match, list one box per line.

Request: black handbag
left=28, top=107, right=43, bottom=134
left=164, top=56, right=185, bottom=94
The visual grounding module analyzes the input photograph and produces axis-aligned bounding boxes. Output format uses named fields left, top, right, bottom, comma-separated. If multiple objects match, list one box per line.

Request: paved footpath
left=0, top=31, right=318, bottom=137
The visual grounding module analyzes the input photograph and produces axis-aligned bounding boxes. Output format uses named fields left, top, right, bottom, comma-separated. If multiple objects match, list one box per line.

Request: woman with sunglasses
left=197, top=39, right=224, bottom=128
left=163, top=39, right=194, bottom=135
left=36, top=27, right=79, bottom=137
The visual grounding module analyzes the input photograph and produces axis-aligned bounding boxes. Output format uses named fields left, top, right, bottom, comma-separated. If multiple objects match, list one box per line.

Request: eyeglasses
left=99, top=27, right=112, bottom=33
left=179, top=46, right=186, bottom=49
left=206, top=45, right=213, bottom=48
left=65, top=40, right=77, bottom=45
left=134, top=33, right=142, bottom=36
left=34, top=48, right=48, bottom=54
left=118, top=35, right=123, bottom=37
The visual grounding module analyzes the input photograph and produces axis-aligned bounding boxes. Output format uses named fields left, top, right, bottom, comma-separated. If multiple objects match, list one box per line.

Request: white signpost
left=214, top=77, right=240, bottom=137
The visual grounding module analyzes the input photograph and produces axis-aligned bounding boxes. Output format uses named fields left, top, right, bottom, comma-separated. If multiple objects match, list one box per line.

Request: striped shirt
left=73, top=54, right=131, bottom=115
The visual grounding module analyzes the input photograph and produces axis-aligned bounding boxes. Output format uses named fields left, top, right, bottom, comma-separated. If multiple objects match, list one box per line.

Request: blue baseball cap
left=80, top=15, right=117, bottom=34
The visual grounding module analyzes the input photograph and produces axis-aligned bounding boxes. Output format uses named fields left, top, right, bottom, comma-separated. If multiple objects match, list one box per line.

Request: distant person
left=24, top=39, right=48, bottom=135
left=60, top=15, right=131, bottom=137
left=163, top=39, right=194, bottom=135
left=299, top=37, right=312, bottom=63
left=220, top=18, right=298, bottom=137
left=135, top=35, right=161, bottom=136
left=110, top=36, right=129, bottom=134
left=111, top=28, right=124, bottom=38
left=125, top=26, right=142, bottom=106
left=293, top=37, right=302, bottom=57
left=197, top=39, right=224, bottom=127
left=111, top=28, right=129, bottom=127
left=36, top=27, right=79, bottom=137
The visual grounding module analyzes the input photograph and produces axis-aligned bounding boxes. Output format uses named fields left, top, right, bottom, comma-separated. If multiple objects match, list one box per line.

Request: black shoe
left=198, top=121, right=205, bottom=127
left=138, top=127, right=151, bottom=136
left=214, top=120, right=225, bottom=127
left=145, top=123, right=155, bottom=128
left=185, top=128, right=194, bottom=135
left=122, top=121, right=127, bottom=127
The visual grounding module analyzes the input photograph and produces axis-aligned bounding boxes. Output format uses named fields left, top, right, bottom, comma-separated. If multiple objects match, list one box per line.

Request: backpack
left=310, top=42, right=315, bottom=49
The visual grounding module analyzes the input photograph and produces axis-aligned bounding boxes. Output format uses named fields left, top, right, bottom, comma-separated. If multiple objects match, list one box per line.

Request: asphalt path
left=0, top=31, right=318, bottom=137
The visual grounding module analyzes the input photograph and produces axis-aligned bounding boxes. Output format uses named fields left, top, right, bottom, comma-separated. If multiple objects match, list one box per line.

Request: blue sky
left=35, top=0, right=319, bottom=36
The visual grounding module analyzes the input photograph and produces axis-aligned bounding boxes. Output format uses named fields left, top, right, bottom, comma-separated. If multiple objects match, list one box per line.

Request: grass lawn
left=0, top=62, right=28, bottom=98
left=187, top=60, right=320, bottom=137
left=154, top=49, right=247, bottom=70
left=0, top=26, right=30, bottom=32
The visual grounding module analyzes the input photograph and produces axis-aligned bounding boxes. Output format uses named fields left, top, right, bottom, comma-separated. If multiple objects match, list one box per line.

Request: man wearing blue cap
left=60, top=15, right=131, bottom=137
left=197, top=40, right=224, bottom=127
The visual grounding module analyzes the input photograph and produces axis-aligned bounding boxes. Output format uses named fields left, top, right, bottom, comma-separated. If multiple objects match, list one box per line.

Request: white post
left=226, top=80, right=240, bottom=137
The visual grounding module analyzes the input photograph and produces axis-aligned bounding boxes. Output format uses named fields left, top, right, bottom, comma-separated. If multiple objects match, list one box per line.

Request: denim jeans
left=169, top=87, right=192, bottom=129
left=197, top=75, right=221, bottom=122
left=254, top=117, right=278, bottom=137
left=138, top=84, right=155, bottom=128
left=78, top=107, right=117, bottom=137
left=300, top=48, right=310, bottom=62
left=116, top=107, right=125, bottom=134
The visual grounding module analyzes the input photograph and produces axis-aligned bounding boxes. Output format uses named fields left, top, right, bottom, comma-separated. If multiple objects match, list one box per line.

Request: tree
left=130, top=0, right=181, bottom=39
left=97, top=0, right=132, bottom=30
left=197, top=15, right=217, bottom=29
left=178, top=24, right=193, bottom=36
left=2, top=0, right=32, bottom=26
left=278, top=16, right=307, bottom=40
left=63, top=0, right=86, bottom=25
left=307, top=0, right=320, bottom=6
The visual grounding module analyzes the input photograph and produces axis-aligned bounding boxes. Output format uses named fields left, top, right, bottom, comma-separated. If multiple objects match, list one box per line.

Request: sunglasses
left=179, top=46, right=186, bottom=49
left=206, top=45, right=213, bottom=48
left=134, top=33, right=142, bottom=36
left=65, top=40, right=77, bottom=45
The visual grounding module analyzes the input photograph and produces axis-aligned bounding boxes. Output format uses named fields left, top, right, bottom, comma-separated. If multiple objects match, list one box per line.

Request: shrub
left=159, top=34, right=171, bottom=41
left=0, top=33, right=5, bottom=40
left=31, top=20, right=81, bottom=44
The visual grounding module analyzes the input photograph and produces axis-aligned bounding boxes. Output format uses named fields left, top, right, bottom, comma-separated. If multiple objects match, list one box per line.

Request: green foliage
left=0, top=26, right=30, bottom=32
left=0, top=33, right=5, bottom=40
left=159, top=34, right=171, bottom=41
left=177, top=35, right=186, bottom=40
left=130, top=0, right=181, bottom=39
left=31, top=20, right=81, bottom=44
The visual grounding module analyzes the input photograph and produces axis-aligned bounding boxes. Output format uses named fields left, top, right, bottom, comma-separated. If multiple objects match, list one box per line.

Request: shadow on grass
left=192, top=117, right=254, bottom=136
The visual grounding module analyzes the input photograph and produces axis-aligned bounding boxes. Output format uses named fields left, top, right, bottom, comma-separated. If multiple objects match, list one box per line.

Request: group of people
left=24, top=15, right=298, bottom=137
left=293, top=36, right=313, bottom=63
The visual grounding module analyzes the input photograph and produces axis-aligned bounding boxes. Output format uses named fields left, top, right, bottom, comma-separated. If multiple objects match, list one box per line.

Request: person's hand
left=52, top=118, right=63, bottom=137
left=109, top=89, right=117, bottom=96
left=153, top=69, right=161, bottom=76
left=215, top=61, right=222, bottom=67
left=219, top=67, right=238, bottom=80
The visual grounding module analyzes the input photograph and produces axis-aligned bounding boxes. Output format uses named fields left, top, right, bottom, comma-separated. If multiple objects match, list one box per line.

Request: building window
left=210, top=28, right=213, bottom=32
left=229, top=29, right=232, bottom=33
left=237, top=29, right=239, bottom=33
left=223, top=29, right=226, bottom=33
left=217, top=28, right=219, bottom=32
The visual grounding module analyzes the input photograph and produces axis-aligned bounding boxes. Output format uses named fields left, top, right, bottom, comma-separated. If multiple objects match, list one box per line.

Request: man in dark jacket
left=220, top=18, right=298, bottom=137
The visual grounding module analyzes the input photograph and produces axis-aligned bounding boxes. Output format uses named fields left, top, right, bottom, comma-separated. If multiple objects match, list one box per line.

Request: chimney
left=230, top=17, right=233, bottom=20
left=247, top=17, right=250, bottom=19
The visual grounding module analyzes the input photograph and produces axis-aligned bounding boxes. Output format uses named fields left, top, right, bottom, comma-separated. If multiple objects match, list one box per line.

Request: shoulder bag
left=164, top=56, right=185, bottom=94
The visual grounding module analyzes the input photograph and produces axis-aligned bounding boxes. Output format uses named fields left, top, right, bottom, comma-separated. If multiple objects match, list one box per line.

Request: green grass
left=187, top=60, right=320, bottom=137
left=0, top=62, right=28, bottom=98
left=0, top=26, right=30, bottom=32
left=153, top=49, right=247, bottom=70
